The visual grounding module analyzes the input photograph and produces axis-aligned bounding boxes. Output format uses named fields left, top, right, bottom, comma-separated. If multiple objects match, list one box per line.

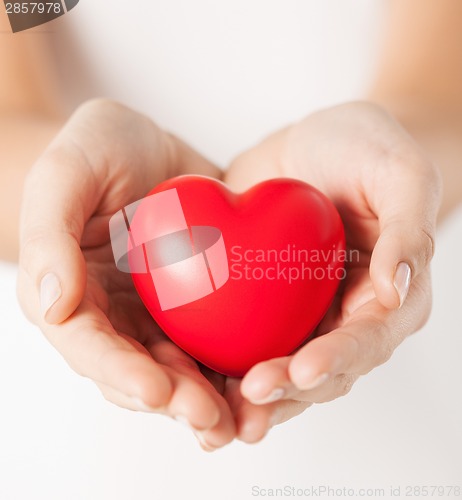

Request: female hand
left=17, top=99, right=235, bottom=450
left=224, top=101, right=442, bottom=444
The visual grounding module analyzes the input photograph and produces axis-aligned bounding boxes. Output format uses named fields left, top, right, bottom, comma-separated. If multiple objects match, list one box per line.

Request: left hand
left=16, top=100, right=236, bottom=451
left=222, top=101, right=442, bottom=444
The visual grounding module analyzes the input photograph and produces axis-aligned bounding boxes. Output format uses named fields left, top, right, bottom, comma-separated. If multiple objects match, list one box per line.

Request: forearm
left=369, top=0, right=462, bottom=223
left=0, top=113, right=62, bottom=261
left=0, top=9, right=67, bottom=260
left=372, top=0, right=462, bottom=112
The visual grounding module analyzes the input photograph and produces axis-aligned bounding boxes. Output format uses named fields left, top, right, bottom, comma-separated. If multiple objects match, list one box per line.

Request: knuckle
left=74, top=99, right=140, bottom=134
left=135, top=379, right=167, bottom=410
left=391, top=224, right=436, bottom=274
left=346, top=315, right=394, bottom=372
left=377, top=334, right=395, bottom=366
left=402, top=225, right=436, bottom=275
left=21, top=229, right=48, bottom=252
left=367, top=317, right=394, bottom=367
left=95, top=383, right=129, bottom=411
left=314, top=374, right=358, bottom=404
left=67, top=357, right=87, bottom=378
left=75, top=97, right=125, bottom=117
left=20, top=227, right=81, bottom=271
left=93, top=347, right=170, bottom=410
left=409, top=271, right=433, bottom=331
left=19, top=232, right=48, bottom=277
left=420, top=227, right=436, bottom=265
left=334, top=374, right=356, bottom=398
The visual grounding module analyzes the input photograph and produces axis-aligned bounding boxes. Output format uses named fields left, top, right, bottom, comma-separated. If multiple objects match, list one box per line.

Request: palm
left=311, top=210, right=378, bottom=341
left=19, top=100, right=437, bottom=447
left=222, top=105, right=437, bottom=440
left=83, top=240, right=230, bottom=398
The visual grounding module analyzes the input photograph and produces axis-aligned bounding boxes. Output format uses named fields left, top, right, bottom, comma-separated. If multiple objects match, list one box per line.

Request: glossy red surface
left=129, top=175, right=345, bottom=377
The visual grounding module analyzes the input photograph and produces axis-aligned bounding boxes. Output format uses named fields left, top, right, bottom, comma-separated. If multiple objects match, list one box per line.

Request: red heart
left=127, top=175, right=345, bottom=377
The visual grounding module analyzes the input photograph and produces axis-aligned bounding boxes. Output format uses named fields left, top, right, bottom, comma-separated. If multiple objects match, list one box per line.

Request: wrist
left=368, top=93, right=462, bottom=223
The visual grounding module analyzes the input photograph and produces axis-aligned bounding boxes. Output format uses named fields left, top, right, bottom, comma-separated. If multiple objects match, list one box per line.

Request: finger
left=225, top=378, right=272, bottom=444
left=241, top=354, right=358, bottom=405
left=368, top=155, right=441, bottom=309
left=145, top=336, right=235, bottom=448
left=288, top=316, right=388, bottom=390
left=17, top=99, right=160, bottom=325
left=164, top=375, right=221, bottom=431
left=95, top=382, right=166, bottom=413
left=94, top=380, right=234, bottom=453
left=39, top=298, right=173, bottom=409
left=193, top=398, right=236, bottom=451
left=227, top=377, right=312, bottom=443
left=242, top=271, right=429, bottom=404
left=240, top=353, right=364, bottom=407
left=18, top=137, right=99, bottom=325
left=289, top=275, right=430, bottom=390
left=285, top=373, right=359, bottom=404
left=268, top=400, right=312, bottom=426
left=144, top=336, right=221, bottom=429
left=194, top=368, right=236, bottom=451
left=241, top=355, right=333, bottom=405
left=96, top=356, right=236, bottom=451
left=18, top=105, right=222, bottom=326
left=240, top=357, right=292, bottom=405
left=235, top=401, right=275, bottom=443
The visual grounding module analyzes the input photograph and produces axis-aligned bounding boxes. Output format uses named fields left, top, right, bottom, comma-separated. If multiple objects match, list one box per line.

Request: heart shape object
left=125, top=175, right=345, bottom=377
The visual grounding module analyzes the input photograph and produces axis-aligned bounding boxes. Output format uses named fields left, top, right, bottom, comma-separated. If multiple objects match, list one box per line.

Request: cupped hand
left=224, top=101, right=442, bottom=443
left=17, top=99, right=235, bottom=450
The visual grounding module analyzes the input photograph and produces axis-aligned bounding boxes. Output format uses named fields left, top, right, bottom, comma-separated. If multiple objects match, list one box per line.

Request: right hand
left=224, top=101, right=441, bottom=442
left=17, top=99, right=235, bottom=450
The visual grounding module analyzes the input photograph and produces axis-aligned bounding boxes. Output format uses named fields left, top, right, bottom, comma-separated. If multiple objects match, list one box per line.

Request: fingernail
left=40, top=272, right=62, bottom=318
left=299, top=372, right=329, bottom=391
left=249, top=387, right=285, bottom=405
left=393, top=262, right=411, bottom=308
left=195, top=432, right=217, bottom=452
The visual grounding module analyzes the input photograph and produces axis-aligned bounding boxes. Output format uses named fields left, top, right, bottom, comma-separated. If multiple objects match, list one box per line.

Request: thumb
left=17, top=146, right=98, bottom=325
left=369, top=159, right=442, bottom=309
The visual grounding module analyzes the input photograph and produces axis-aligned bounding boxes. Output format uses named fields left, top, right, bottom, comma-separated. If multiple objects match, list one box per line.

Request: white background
left=1, top=1, right=461, bottom=499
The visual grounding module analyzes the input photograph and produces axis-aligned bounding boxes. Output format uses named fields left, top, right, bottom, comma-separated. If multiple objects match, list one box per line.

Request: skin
left=17, top=99, right=238, bottom=450
left=224, top=102, right=440, bottom=437
left=370, top=0, right=462, bottom=222
left=2, top=2, right=462, bottom=450
left=0, top=10, right=65, bottom=261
